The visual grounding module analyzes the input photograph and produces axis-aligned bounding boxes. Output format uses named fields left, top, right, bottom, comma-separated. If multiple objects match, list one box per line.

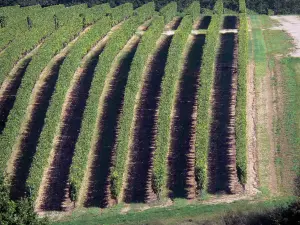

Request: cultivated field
left=0, top=0, right=299, bottom=223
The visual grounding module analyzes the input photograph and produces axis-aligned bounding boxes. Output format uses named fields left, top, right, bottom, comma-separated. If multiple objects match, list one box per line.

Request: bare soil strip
left=168, top=35, right=206, bottom=199
left=123, top=35, right=173, bottom=203
left=270, top=15, right=300, bottom=57
left=36, top=35, right=113, bottom=212
left=0, top=43, right=42, bottom=134
left=84, top=36, right=140, bottom=208
left=223, top=16, right=238, bottom=30
left=7, top=27, right=92, bottom=202
left=208, top=33, right=242, bottom=194
left=245, top=20, right=259, bottom=195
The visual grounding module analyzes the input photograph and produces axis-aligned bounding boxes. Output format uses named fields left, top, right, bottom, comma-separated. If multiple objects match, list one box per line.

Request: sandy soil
left=271, top=16, right=300, bottom=57
left=245, top=19, right=259, bottom=196
left=245, top=60, right=259, bottom=195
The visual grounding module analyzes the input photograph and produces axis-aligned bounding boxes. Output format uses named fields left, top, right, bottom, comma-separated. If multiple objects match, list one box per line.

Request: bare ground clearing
left=270, top=16, right=300, bottom=57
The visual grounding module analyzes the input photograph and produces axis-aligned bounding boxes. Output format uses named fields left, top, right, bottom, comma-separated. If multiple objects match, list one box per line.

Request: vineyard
left=0, top=0, right=249, bottom=212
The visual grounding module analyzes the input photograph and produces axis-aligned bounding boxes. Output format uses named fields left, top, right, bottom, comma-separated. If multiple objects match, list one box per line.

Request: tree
left=176, top=0, right=193, bottom=12
left=0, top=174, right=48, bottom=225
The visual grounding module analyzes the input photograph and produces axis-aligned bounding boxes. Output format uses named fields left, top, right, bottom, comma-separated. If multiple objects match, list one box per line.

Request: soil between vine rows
left=168, top=34, right=206, bottom=199
left=208, top=33, right=241, bottom=194
left=0, top=58, right=31, bottom=135
left=124, top=35, right=173, bottom=203
left=40, top=50, right=104, bottom=211
left=85, top=41, right=139, bottom=208
left=10, top=56, right=66, bottom=201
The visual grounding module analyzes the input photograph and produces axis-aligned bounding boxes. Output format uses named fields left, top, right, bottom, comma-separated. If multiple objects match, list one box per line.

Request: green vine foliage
left=0, top=5, right=104, bottom=173
left=159, top=2, right=177, bottom=24
left=153, top=15, right=193, bottom=198
left=184, top=1, right=200, bottom=22
left=26, top=16, right=115, bottom=201
left=236, top=13, right=248, bottom=184
left=111, top=15, right=165, bottom=200
left=194, top=6, right=223, bottom=193
left=70, top=4, right=156, bottom=201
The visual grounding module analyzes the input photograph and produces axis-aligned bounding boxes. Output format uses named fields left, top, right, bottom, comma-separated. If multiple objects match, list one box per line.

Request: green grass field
left=51, top=196, right=297, bottom=225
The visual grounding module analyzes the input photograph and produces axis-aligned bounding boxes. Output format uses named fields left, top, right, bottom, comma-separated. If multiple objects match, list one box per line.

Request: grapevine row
left=69, top=2, right=156, bottom=205
left=236, top=12, right=248, bottom=184
left=154, top=15, right=193, bottom=198
left=194, top=1, right=223, bottom=193
left=0, top=5, right=107, bottom=172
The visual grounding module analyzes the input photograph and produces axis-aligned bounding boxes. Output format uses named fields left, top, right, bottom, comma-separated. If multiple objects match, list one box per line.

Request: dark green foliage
left=79, top=13, right=86, bottom=27
left=53, top=14, right=59, bottom=29
left=26, top=16, right=32, bottom=29
left=110, top=3, right=133, bottom=23
left=134, top=1, right=155, bottom=19
left=1, top=0, right=300, bottom=14
left=0, top=175, right=48, bottom=225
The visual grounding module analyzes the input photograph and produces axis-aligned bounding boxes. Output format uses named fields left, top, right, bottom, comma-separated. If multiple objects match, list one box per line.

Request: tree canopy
left=0, top=0, right=299, bottom=14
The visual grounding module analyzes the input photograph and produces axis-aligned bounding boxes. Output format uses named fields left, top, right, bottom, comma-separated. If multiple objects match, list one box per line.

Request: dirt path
left=270, top=16, right=300, bottom=57
left=245, top=20, right=259, bottom=196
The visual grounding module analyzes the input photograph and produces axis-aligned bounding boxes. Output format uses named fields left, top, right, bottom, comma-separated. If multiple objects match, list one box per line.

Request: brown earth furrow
left=208, top=33, right=242, bottom=194
left=122, top=17, right=185, bottom=204
left=6, top=25, right=94, bottom=202
left=84, top=34, right=141, bottom=208
left=0, top=42, right=43, bottom=134
left=35, top=24, right=118, bottom=211
left=195, top=16, right=212, bottom=30
left=223, top=16, right=238, bottom=30
left=168, top=34, right=206, bottom=199
left=123, top=34, right=173, bottom=203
